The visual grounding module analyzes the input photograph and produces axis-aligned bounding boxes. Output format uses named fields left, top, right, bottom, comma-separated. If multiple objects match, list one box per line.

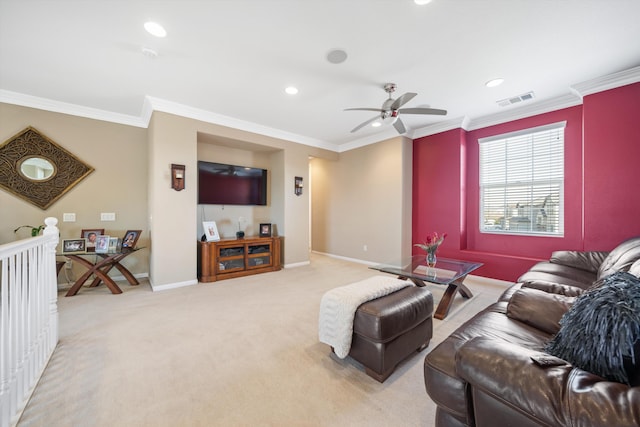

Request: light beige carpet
left=18, top=254, right=508, bottom=427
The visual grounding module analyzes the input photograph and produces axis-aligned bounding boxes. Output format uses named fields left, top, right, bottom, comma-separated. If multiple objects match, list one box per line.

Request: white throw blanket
left=318, top=276, right=413, bottom=358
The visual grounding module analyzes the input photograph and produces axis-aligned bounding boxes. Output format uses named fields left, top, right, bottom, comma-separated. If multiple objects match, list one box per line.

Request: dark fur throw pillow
left=546, top=271, right=640, bottom=385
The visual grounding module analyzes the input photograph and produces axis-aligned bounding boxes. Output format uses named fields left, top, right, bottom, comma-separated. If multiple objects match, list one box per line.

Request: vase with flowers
left=414, top=232, right=447, bottom=267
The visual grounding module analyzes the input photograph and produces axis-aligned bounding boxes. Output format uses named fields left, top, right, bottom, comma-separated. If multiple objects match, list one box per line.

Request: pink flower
left=414, top=232, right=447, bottom=253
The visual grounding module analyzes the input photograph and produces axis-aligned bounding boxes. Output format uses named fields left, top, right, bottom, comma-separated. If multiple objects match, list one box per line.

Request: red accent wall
left=413, top=82, right=640, bottom=282
left=583, top=83, right=640, bottom=249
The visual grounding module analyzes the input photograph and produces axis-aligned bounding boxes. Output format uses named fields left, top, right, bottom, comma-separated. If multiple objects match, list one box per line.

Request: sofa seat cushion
left=353, top=286, right=433, bottom=342
left=424, top=301, right=552, bottom=424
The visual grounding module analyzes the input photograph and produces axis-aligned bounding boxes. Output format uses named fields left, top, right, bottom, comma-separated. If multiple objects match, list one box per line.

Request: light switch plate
left=100, top=212, right=116, bottom=221
left=63, top=213, right=76, bottom=222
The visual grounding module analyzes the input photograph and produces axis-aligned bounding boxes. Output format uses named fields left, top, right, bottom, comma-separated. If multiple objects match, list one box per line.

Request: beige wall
left=0, top=103, right=149, bottom=281
left=3, top=101, right=401, bottom=290
left=147, top=111, right=337, bottom=287
left=310, top=136, right=412, bottom=263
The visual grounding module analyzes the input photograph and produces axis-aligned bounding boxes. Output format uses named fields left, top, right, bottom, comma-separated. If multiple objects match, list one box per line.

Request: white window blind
left=479, top=122, right=565, bottom=236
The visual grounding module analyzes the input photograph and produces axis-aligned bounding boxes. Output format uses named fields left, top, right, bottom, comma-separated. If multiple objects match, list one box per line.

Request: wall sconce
left=171, top=164, right=185, bottom=191
left=294, top=176, right=303, bottom=196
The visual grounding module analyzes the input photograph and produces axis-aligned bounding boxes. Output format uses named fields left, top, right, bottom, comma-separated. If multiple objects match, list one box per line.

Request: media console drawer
left=197, top=236, right=282, bottom=282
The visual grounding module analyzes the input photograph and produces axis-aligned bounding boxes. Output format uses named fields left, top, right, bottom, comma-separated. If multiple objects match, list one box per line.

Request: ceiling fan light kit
left=345, top=83, right=447, bottom=135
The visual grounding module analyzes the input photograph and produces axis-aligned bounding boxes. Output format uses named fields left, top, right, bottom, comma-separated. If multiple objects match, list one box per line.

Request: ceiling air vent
left=497, top=91, right=535, bottom=107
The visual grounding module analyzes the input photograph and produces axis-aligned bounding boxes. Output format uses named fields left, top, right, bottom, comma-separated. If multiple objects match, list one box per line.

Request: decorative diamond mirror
left=0, top=127, right=94, bottom=210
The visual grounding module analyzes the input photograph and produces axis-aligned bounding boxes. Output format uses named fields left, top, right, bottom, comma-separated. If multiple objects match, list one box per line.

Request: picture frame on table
left=95, top=235, right=110, bottom=253
left=108, top=237, right=119, bottom=253
left=81, top=228, right=104, bottom=252
left=203, top=221, right=220, bottom=242
left=122, top=230, right=141, bottom=249
left=259, top=223, right=272, bottom=237
left=62, top=238, right=87, bottom=254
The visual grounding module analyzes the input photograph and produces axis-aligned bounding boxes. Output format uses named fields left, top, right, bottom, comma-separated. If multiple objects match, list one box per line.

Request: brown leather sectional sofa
left=424, top=237, right=640, bottom=427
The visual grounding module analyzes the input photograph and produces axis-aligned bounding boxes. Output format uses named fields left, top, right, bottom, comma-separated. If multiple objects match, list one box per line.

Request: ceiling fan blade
left=344, top=108, right=384, bottom=112
left=390, top=92, right=417, bottom=110
left=351, top=115, right=380, bottom=133
left=393, top=118, right=407, bottom=134
left=398, top=107, right=447, bottom=116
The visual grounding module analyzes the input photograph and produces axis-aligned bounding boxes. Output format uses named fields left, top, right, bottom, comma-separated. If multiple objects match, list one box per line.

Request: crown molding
left=571, top=65, right=640, bottom=98
left=2, top=66, right=638, bottom=153
left=465, top=93, right=582, bottom=131
left=145, top=96, right=339, bottom=152
left=0, top=90, right=147, bottom=128
left=410, top=116, right=471, bottom=139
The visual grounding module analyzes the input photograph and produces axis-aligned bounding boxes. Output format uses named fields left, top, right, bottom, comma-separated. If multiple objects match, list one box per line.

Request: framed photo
left=259, top=223, right=272, bottom=237
left=62, top=238, right=87, bottom=254
left=95, top=235, right=110, bottom=253
left=108, top=237, right=119, bottom=253
left=122, top=230, right=141, bottom=249
left=203, top=221, right=220, bottom=242
left=81, top=228, right=104, bottom=251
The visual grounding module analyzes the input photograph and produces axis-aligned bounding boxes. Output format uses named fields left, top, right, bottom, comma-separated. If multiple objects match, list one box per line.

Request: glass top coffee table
left=370, top=255, right=483, bottom=320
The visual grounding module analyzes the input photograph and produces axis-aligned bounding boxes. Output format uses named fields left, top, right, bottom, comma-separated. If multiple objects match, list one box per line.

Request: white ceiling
left=1, top=0, right=640, bottom=152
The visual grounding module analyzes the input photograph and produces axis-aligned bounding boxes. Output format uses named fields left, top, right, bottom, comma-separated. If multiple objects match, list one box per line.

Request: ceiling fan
left=345, top=83, right=447, bottom=134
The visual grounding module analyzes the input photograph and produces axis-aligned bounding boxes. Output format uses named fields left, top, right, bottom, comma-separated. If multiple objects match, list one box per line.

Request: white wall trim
left=311, top=250, right=377, bottom=267
left=146, top=96, right=338, bottom=152
left=284, top=260, right=311, bottom=268
left=149, top=278, right=198, bottom=292
left=109, top=272, right=149, bottom=282
left=0, top=89, right=147, bottom=128
left=2, top=66, right=638, bottom=153
left=571, top=65, right=640, bottom=98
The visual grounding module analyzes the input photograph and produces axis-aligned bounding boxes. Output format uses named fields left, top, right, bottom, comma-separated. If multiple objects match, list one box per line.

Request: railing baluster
left=0, top=217, right=59, bottom=427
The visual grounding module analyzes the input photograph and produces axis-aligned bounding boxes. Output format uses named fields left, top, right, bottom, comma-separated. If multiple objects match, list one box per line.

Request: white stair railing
left=0, top=217, right=59, bottom=427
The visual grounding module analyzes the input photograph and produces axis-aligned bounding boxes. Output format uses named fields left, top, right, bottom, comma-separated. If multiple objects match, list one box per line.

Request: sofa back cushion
left=507, top=288, right=575, bottom=335
left=546, top=271, right=640, bottom=385
left=597, top=236, right=640, bottom=280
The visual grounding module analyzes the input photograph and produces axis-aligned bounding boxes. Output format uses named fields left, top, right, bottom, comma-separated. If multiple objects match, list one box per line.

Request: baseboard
left=110, top=272, right=149, bottom=282
left=284, top=260, right=311, bottom=269
left=311, top=250, right=377, bottom=267
left=149, top=278, right=198, bottom=292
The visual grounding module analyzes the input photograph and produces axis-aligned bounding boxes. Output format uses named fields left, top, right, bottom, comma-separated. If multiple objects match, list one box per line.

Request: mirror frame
left=0, top=127, right=94, bottom=210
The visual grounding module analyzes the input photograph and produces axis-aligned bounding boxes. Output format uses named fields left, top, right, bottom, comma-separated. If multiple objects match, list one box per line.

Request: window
left=479, top=122, right=565, bottom=236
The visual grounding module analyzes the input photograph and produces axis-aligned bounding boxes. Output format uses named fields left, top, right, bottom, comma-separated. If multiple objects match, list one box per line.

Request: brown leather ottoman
left=347, top=286, right=434, bottom=382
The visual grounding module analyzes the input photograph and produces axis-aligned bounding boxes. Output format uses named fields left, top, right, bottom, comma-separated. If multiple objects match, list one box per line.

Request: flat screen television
left=198, top=161, right=267, bottom=205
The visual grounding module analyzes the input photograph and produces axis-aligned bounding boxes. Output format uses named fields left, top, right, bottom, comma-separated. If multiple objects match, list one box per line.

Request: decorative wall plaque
left=0, top=127, right=94, bottom=209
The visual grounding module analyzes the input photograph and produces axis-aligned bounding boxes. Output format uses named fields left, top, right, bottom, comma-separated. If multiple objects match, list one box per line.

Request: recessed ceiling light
left=144, top=21, right=167, bottom=38
left=285, top=86, right=299, bottom=95
left=414, top=0, right=433, bottom=5
left=485, top=78, right=505, bottom=88
left=371, top=122, right=382, bottom=128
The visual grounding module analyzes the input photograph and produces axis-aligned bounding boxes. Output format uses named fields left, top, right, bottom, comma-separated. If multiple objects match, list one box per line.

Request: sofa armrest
left=550, top=250, right=609, bottom=273
left=457, top=338, right=640, bottom=427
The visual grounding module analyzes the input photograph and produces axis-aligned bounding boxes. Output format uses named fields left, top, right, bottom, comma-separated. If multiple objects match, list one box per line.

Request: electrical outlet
left=363, top=245, right=368, bottom=252
left=65, top=260, right=73, bottom=269
left=63, top=213, right=76, bottom=222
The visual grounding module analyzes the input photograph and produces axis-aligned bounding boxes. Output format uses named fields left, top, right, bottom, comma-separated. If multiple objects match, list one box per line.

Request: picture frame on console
left=259, top=223, right=272, bottom=237
left=122, top=230, right=141, bottom=249
left=95, top=235, right=110, bottom=253
left=203, top=221, right=221, bottom=242
left=81, top=228, right=104, bottom=252
left=62, top=238, right=87, bottom=254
